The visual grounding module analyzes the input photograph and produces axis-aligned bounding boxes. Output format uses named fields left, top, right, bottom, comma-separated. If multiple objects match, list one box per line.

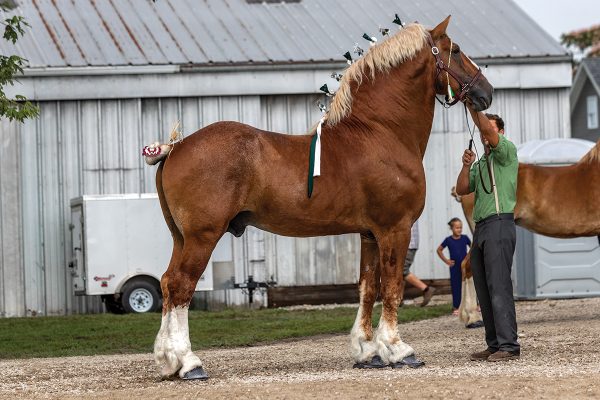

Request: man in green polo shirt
left=455, top=110, right=520, bottom=362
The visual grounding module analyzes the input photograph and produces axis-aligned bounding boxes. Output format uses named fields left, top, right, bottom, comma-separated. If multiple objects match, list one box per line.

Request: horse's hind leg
left=350, top=235, right=381, bottom=367
left=374, top=227, right=424, bottom=368
left=154, top=236, right=183, bottom=377
left=154, top=230, right=220, bottom=380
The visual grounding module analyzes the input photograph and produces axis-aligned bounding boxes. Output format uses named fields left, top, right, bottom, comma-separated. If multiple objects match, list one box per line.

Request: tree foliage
left=560, top=24, right=600, bottom=58
left=0, top=5, right=39, bottom=122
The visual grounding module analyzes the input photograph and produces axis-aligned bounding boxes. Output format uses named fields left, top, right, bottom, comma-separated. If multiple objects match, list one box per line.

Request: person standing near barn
left=437, top=217, right=471, bottom=315
left=455, top=111, right=520, bottom=362
left=402, top=220, right=436, bottom=307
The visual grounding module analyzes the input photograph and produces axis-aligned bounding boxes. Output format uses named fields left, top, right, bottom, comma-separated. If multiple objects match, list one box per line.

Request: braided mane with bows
left=326, top=23, right=429, bottom=126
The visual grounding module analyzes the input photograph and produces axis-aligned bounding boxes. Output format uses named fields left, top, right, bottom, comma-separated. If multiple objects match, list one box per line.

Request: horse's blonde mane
left=579, top=140, right=600, bottom=164
left=326, top=23, right=429, bottom=126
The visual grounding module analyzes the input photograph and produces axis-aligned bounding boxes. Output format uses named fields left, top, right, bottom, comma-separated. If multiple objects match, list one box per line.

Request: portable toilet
left=514, top=138, right=600, bottom=299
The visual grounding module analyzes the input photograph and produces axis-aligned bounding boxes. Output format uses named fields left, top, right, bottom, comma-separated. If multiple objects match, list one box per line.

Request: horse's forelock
left=326, top=24, right=429, bottom=126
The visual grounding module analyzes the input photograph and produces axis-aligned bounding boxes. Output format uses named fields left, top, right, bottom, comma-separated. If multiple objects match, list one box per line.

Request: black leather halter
left=426, top=34, right=482, bottom=107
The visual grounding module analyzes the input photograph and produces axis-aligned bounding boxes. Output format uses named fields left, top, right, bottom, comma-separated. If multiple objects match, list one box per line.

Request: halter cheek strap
left=427, top=34, right=483, bottom=107
left=446, top=39, right=454, bottom=102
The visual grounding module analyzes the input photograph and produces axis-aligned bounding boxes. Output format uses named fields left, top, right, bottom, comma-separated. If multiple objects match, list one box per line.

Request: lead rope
left=464, top=104, right=495, bottom=196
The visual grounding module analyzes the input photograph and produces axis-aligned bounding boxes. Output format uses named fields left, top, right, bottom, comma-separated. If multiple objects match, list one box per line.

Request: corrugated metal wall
left=0, top=118, right=23, bottom=317
left=0, top=88, right=570, bottom=316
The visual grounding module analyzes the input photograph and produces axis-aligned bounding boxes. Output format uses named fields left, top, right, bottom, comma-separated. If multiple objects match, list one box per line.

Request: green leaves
left=0, top=12, right=39, bottom=122
left=0, top=96, right=38, bottom=122
left=2, top=15, right=28, bottom=44
left=560, top=25, right=600, bottom=57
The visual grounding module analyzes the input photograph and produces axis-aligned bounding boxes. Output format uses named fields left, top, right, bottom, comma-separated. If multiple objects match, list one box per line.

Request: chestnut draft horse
left=452, top=140, right=600, bottom=326
left=145, top=17, right=493, bottom=380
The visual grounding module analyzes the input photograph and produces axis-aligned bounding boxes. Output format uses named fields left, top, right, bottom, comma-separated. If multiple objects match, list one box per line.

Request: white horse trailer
left=69, top=194, right=213, bottom=313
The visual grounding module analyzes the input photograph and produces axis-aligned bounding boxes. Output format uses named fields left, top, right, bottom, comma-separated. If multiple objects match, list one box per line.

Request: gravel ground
left=1, top=297, right=599, bottom=400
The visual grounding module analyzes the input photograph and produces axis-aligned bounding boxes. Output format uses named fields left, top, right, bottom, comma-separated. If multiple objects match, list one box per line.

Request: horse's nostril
left=479, top=97, right=491, bottom=109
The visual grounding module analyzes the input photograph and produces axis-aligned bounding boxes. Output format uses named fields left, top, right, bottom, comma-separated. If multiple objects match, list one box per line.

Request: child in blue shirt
left=437, top=218, right=471, bottom=315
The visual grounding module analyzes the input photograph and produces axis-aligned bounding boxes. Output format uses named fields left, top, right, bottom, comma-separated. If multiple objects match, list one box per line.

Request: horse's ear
left=430, top=15, right=451, bottom=39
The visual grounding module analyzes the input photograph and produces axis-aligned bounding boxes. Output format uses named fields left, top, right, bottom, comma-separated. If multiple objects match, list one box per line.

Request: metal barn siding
left=0, top=119, right=24, bottom=317
left=0, top=87, right=570, bottom=316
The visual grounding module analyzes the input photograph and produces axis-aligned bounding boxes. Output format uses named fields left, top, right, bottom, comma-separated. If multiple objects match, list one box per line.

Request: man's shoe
left=487, top=350, right=520, bottom=362
left=470, top=349, right=496, bottom=361
left=421, top=286, right=436, bottom=307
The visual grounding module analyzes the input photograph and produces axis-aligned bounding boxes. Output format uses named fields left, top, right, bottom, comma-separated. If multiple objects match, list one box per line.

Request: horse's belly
left=250, top=212, right=363, bottom=238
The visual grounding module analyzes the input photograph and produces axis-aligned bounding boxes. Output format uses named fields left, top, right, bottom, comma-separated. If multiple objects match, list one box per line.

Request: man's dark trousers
left=470, top=213, right=520, bottom=353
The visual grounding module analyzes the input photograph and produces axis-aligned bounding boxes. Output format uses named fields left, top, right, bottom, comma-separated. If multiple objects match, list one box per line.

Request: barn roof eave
left=21, top=54, right=572, bottom=78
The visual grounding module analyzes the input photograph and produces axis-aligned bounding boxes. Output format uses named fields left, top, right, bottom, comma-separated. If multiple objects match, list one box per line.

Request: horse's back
left=160, top=120, right=311, bottom=210
left=178, top=121, right=309, bottom=156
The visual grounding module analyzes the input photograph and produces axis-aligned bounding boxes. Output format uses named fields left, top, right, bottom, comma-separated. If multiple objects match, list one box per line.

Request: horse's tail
left=156, top=160, right=184, bottom=246
left=142, top=121, right=183, bottom=165
left=143, top=143, right=172, bottom=165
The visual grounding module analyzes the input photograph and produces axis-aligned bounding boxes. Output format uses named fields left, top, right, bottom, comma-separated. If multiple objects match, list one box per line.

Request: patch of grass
left=0, top=304, right=451, bottom=359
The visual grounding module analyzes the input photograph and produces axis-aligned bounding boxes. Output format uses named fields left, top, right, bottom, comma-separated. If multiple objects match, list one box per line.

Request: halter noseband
left=427, top=34, right=482, bottom=107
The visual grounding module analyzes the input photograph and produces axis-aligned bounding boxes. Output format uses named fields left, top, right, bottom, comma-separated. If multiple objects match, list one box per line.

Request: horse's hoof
left=390, top=354, right=425, bottom=369
left=182, top=366, right=209, bottom=381
left=389, top=360, right=404, bottom=369
left=352, top=355, right=388, bottom=369
left=466, top=320, right=484, bottom=329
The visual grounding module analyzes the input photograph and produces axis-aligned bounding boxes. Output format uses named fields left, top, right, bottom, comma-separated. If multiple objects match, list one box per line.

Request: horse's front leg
left=458, top=250, right=483, bottom=328
left=374, top=228, right=425, bottom=368
left=154, top=232, right=217, bottom=380
left=350, top=235, right=382, bottom=368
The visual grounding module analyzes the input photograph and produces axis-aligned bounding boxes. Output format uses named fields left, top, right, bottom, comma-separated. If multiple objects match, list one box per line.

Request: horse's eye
left=452, top=47, right=460, bottom=55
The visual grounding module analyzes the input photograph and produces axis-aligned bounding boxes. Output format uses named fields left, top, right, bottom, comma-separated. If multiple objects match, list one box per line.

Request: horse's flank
left=516, top=142, right=600, bottom=237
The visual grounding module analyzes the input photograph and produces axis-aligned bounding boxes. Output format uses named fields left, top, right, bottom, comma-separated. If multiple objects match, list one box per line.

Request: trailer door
left=70, top=205, right=86, bottom=294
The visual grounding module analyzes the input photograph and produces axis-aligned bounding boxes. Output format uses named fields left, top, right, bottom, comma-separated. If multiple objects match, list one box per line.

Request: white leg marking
left=373, top=314, right=414, bottom=364
left=174, top=307, right=203, bottom=377
left=459, top=277, right=480, bottom=325
left=153, top=307, right=203, bottom=378
left=350, top=282, right=377, bottom=362
left=154, top=310, right=180, bottom=377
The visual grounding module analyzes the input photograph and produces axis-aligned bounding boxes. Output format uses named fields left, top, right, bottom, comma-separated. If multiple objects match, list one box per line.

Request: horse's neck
left=573, top=157, right=600, bottom=186
left=335, top=51, right=436, bottom=156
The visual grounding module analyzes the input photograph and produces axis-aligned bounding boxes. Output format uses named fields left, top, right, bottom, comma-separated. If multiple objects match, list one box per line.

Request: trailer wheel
left=121, top=279, right=162, bottom=313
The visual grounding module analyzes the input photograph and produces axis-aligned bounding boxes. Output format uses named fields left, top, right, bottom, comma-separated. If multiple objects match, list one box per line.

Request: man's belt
left=475, top=213, right=514, bottom=227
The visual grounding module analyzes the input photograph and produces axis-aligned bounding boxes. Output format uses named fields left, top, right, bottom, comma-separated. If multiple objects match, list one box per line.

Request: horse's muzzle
left=468, top=84, right=493, bottom=112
